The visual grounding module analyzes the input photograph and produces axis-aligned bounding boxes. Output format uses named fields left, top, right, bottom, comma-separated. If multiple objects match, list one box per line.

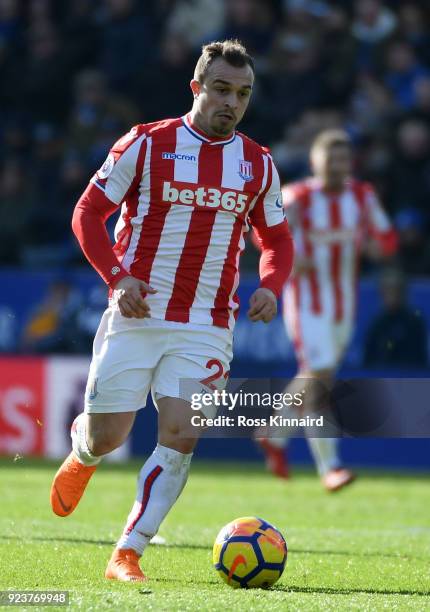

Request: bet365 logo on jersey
left=162, top=181, right=249, bottom=214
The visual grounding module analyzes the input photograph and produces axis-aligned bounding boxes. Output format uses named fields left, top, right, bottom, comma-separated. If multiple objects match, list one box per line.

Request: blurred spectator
left=0, top=0, right=20, bottom=34
left=136, top=32, right=196, bottom=121
left=271, top=109, right=344, bottom=180
left=384, top=40, right=430, bottom=110
left=0, top=116, right=30, bottom=163
left=349, top=73, right=394, bottom=135
left=351, top=0, right=397, bottom=72
left=98, top=0, right=154, bottom=95
left=20, top=279, right=83, bottom=354
left=17, top=20, right=72, bottom=122
left=216, top=0, right=277, bottom=59
left=67, top=68, right=139, bottom=165
left=413, top=76, right=430, bottom=126
left=60, top=0, right=99, bottom=72
left=166, top=0, right=225, bottom=49
left=364, top=268, right=428, bottom=368
left=0, top=0, right=429, bottom=280
left=397, top=2, right=430, bottom=65
left=384, top=119, right=430, bottom=215
left=0, top=159, right=34, bottom=263
left=393, top=209, right=430, bottom=275
left=259, top=22, right=326, bottom=138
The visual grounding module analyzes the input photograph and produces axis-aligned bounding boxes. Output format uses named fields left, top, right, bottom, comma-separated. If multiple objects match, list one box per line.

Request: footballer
left=50, top=40, right=293, bottom=581
left=256, top=129, right=397, bottom=491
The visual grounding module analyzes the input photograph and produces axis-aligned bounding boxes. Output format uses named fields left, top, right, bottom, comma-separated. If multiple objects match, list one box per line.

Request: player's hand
left=248, top=288, right=277, bottom=323
left=112, top=276, right=157, bottom=318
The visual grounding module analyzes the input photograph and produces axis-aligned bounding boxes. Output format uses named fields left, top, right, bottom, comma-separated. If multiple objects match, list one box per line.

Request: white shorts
left=284, top=308, right=353, bottom=372
left=84, top=308, right=233, bottom=417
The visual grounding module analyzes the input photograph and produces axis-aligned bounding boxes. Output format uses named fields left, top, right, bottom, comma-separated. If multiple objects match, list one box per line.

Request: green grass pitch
left=1, top=457, right=429, bottom=611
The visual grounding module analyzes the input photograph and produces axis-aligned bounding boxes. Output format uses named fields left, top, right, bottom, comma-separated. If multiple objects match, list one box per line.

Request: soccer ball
left=212, top=516, right=287, bottom=588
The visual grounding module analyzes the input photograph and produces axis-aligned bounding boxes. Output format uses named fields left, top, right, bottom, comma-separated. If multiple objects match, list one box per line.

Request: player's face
left=190, top=58, right=254, bottom=137
left=312, top=145, right=352, bottom=188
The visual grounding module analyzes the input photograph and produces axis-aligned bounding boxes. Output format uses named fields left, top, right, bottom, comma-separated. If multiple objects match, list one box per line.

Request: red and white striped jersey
left=90, top=114, right=285, bottom=330
left=283, top=177, right=395, bottom=323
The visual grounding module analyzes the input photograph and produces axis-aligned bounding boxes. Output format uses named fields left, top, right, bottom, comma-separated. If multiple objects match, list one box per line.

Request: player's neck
left=187, top=110, right=234, bottom=141
left=319, top=178, right=346, bottom=195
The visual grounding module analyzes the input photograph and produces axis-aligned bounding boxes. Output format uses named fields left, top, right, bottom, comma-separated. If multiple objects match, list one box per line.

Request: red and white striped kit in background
left=90, top=114, right=286, bottom=331
left=282, top=177, right=397, bottom=371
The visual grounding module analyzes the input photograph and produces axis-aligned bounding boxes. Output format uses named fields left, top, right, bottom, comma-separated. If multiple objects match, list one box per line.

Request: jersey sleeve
left=249, top=155, right=286, bottom=230
left=249, top=155, right=294, bottom=297
left=71, top=124, right=147, bottom=289
left=90, top=125, right=147, bottom=205
left=281, top=183, right=300, bottom=227
left=363, top=184, right=398, bottom=255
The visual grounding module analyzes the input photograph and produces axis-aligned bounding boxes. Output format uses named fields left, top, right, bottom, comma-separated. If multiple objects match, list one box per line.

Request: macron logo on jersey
left=162, top=152, right=196, bottom=162
left=162, top=181, right=249, bottom=214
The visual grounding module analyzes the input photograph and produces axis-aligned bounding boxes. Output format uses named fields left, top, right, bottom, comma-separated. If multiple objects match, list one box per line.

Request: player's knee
left=87, top=429, right=124, bottom=456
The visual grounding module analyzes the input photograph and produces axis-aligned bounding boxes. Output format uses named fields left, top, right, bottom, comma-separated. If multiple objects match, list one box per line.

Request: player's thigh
left=85, top=308, right=166, bottom=415
left=285, top=310, right=337, bottom=373
left=152, top=325, right=232, bottom=423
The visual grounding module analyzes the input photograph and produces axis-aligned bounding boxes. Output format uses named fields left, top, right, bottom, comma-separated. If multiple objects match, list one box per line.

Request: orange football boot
left=50, top=451, right=98, bottom=517
left=256, top=438, right=290, bottom=479
left=322, top=467, right=356, bottom=492
left=105, top=548, right=147, bottom=582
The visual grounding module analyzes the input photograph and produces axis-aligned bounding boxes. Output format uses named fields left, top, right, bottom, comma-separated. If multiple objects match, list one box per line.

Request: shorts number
left=200, top=359, right=229, bottom=390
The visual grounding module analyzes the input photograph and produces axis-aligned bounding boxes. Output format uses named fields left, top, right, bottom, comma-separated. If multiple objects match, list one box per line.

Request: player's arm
left=361, top=184, right=398, bottom=260
left=248, top=157, right=294, bottom=323
left=72, top=126, right=156, bottom=318
left=280, top=183, right=314, bottom=276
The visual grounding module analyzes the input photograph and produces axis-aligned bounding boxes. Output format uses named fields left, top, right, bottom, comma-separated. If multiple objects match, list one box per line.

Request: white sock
left=306, top=437, right=341, bottom=476
left=71, top=413, right=102, bottom=467
left=117, top=444, right=192, bottom=556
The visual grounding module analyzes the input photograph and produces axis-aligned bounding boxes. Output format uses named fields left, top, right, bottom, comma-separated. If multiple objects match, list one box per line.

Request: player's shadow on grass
left=1, top=535, right=428, bottom=563
left=273, top=585, right=430, bottom=597
left=2, top=536, right=428, bottom=596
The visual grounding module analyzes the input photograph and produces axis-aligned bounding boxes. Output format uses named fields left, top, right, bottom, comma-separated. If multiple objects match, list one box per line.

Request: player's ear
left=190, top=79, right=201, bottom=99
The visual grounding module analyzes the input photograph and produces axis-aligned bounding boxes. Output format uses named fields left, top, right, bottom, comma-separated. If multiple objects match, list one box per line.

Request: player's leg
left=107, top=326, right=232, bottom=581
left=51, top=411, right=136, bottom=517
left=304, top=367, right=355, bottom=491
left=109, top=398, right=199, bottom=570
left=254, top=305, right=327, bottom=478
left=303, top=318, right=356, bottom=490
left=50, top=308, right=160, bottom=518
left=301, top=366, right=340, bottom=475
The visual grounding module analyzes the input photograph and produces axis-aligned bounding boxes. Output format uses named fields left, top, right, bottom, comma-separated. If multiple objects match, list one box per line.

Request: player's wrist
left=107, top=267, right=130, bottom=290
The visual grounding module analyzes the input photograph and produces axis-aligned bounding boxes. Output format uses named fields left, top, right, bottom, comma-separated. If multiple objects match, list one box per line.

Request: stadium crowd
left=0, top=0, right=429, bottom=359
left=1, top=0, right=430, bottom=271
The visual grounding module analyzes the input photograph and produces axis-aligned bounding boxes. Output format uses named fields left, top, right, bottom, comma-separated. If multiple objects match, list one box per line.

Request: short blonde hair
left=194, top=39, right=254, bottom=83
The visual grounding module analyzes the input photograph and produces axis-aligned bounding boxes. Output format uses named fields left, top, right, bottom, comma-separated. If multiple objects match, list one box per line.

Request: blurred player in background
left=257, top=129, right=397, bottom=491
left=50, top=40, right=293, bottom=581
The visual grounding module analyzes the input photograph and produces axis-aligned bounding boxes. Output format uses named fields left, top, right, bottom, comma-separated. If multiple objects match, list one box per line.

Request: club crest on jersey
left=238, top=160, right=253, bottom=182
